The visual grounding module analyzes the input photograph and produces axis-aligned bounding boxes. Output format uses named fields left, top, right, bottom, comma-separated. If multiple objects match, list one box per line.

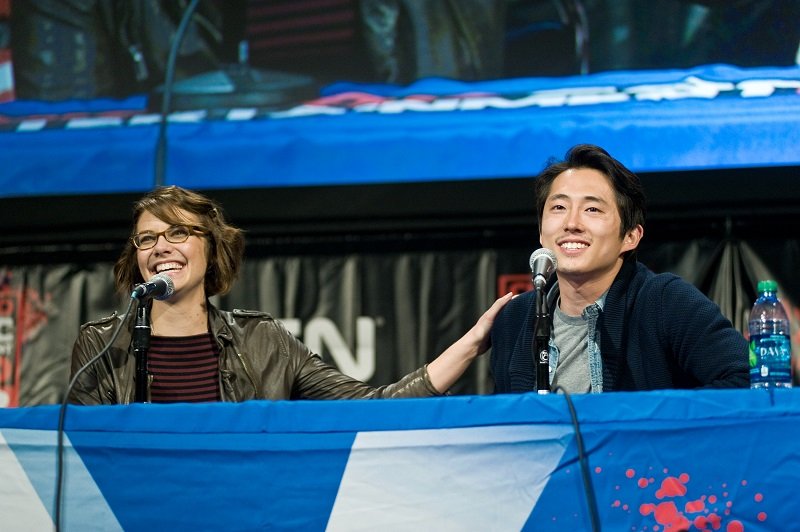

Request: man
left=490, top=144, right=749, bottom=393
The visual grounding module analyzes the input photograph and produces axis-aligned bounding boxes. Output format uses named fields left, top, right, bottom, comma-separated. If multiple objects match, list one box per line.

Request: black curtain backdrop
left=3, top=236, right=798, bottom=406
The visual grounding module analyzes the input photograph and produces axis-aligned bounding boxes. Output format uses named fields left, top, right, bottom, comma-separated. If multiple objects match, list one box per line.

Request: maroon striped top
left=148, top=333, right=221, bottom=403
left=245, top=0, right=357, bottom=62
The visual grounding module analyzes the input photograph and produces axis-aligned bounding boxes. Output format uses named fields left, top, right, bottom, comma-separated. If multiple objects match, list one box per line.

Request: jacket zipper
left=235, top=352, right=261, bottom=399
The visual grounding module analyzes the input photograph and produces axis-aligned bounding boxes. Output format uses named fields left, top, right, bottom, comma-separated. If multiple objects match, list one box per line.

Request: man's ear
left=622, top=224, right=644, bottom=253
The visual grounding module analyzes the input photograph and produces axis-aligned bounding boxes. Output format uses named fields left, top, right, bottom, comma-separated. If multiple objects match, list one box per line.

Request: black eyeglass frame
left=131, top=225, right=207, bottom=250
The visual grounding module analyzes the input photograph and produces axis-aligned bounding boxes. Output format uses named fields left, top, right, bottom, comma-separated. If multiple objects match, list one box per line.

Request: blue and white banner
left=0, top=64, right=798, bottom=197
left=1, top=389, right=798, bottom=531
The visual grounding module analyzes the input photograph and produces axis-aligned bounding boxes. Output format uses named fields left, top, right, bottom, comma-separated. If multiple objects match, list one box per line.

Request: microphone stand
left=534, top=285, right=551, bottom=395
left=132, top=302, right=152, bottom=403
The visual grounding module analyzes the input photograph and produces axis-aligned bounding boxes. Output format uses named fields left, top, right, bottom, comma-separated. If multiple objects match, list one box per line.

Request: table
left=1, top=388, right=796, bottom=531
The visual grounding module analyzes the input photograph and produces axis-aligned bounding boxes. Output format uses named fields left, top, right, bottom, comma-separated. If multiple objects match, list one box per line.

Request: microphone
left=131, top=273, right=175, bottom=300
left=529, top=248, right=557, bottom=290
left=529, top=248, right=556, bottom=395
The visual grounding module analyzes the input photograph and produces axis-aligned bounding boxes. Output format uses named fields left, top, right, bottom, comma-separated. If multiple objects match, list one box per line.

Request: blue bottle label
left=749, top=333, right=792, bottom=385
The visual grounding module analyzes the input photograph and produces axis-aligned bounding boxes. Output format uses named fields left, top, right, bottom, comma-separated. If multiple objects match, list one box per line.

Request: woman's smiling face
left=134, top=209, right=208, bottom=302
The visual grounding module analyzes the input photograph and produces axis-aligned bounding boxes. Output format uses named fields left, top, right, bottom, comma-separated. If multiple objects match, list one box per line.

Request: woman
left=69, top=186, right=512, bottom=404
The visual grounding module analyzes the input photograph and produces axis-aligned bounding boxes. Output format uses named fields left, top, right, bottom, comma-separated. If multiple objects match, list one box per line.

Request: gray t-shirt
left=551, top=304, right=592, bottom=394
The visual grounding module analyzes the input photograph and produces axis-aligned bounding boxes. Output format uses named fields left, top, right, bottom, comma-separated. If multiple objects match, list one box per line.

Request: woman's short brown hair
left=113, top=186, right=245, bottom=297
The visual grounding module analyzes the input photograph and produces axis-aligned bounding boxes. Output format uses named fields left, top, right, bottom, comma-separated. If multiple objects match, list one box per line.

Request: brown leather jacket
left=68, top=302, right=440, bottom=405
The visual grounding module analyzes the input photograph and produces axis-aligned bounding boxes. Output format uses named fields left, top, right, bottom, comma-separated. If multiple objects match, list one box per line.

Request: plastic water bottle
left=749, top=280, right=792, bottom=388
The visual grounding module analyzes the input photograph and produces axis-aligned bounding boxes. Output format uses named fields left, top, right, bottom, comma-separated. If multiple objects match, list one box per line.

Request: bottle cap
left=757, top=280, right=778, bottom=293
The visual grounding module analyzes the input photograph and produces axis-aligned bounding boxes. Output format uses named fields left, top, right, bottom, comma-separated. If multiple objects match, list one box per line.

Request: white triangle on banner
left=327, top=424, right=572, bottom=531
left=0, top=428, right=123, bottom=532
left=0, top=430, right=55, bottom=531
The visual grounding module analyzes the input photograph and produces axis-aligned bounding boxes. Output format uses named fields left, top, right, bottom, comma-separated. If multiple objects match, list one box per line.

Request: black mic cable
left=554, top=385, right=601, bottom=532
left=154, top=0, right=202, bottom=187
left=54, top=296, right=135, bottom=532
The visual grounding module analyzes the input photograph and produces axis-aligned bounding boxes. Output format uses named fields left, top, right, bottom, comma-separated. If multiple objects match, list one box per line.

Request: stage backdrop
left=2, top=237, right=799, bottom=407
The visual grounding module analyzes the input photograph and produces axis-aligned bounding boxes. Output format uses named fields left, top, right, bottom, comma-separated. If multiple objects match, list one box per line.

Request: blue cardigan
left=490, top=257, right=750, bottom=393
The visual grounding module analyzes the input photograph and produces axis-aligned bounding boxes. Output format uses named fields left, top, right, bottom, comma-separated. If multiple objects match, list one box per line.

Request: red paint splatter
left=595, top=466, right=602, bottom=474
left=685, top=497, right=706, bottom=514
left=656, top=476, right=689, bottom=499
left=653, top=501, right=691, bottom=531
left=614, top=468, right=766, bottom=531
left=726, top=521, right=744, bottom=532
left=694, top=516, right=709, bottom=529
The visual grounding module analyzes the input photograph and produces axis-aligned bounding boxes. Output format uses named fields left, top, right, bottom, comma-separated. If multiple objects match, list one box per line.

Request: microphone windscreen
left=529, top=248, right=557, bottom=273
left=150, top=273, right=175, bottom=300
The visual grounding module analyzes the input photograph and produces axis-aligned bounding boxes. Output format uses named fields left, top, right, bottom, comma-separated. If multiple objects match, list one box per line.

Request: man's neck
left=556, top=262, right=624, bottom=317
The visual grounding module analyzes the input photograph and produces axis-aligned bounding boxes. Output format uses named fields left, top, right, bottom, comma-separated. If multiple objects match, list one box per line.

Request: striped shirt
left=148, top=333, right=221, bottom=403
left=245, top=0, right=357, bottom=64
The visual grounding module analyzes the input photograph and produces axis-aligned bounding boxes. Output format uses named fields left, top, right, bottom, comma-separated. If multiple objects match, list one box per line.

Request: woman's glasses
left=132, top=225, right=206, bottom=250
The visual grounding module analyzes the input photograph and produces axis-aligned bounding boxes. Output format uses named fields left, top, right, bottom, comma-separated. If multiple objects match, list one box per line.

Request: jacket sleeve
left=67, top=315, right=130, bottom=405
left=68, top=326, right=109, bottom=405
left=659, top=278, right=750, bottom=388
left=490, top=299, right=520, bottom=394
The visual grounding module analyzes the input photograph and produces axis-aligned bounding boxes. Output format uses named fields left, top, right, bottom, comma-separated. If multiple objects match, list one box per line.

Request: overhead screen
left=0, top=64, right=798, bottom=198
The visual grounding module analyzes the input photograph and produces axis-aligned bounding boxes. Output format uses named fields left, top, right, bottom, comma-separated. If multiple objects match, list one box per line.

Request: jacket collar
left=207, top=302, right=234, bottom=344
left=599, top=256, right=640, bottom=390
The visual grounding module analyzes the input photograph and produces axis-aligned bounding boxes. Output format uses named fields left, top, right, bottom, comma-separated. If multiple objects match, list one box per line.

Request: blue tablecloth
left=1, top=388, right=797, bottom=531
